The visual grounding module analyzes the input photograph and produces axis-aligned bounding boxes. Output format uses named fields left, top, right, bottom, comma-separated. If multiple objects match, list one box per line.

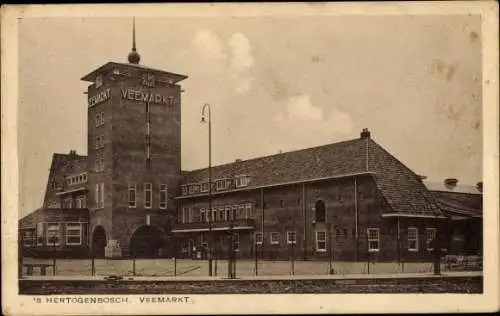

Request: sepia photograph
left=2, top=2, right=499, bottom=315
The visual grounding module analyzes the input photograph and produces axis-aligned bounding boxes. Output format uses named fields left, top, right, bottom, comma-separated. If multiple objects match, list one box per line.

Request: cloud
left=275, top=95, right=354, bottom=137
left=192, top=30, right=226, bottom=60
left=229, top=33, right=254, bottom=70
left=229, top=32, right=255, bottom=94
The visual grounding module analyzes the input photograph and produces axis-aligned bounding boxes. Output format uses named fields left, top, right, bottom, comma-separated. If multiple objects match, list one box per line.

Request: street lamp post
left=201, top=103, right=213, bottom=277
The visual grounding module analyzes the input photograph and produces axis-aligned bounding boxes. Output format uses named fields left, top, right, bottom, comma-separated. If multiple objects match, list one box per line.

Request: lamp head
left=201, top=116, right=207, bottom=123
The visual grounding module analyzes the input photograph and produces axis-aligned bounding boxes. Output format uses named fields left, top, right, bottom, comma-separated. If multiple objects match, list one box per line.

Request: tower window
left=144, top=183, right=152, bottom=208
left=100, top=182, right=105, bottom=208
left=128, top=183, right=136, bottom=208
left=159, top=184, right=168, bottom=209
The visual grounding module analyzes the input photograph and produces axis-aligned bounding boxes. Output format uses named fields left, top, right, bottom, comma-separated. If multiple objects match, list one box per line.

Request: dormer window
left=181, top=185, right=188, bottom=196
left=188, top=184, right=200, bottom=194
left=200, top=182, right=209, bottom=193
left=235, top=175, right=251, bottom=188
left=216, top=179, right=229, bottom=191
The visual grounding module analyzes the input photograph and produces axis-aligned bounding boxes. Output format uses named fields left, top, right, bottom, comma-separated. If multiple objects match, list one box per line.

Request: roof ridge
left=185, top=137, right=364, bottom=173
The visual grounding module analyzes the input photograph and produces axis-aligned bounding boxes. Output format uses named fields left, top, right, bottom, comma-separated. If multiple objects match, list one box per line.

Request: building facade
left=19, top=26, right=483, bottom=262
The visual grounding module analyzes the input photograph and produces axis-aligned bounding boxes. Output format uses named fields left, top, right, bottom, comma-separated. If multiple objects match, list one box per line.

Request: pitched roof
left=430, top=190, right=482, bottom=218
left=42, top=151, right=88, bottom=206
left=182, top=134, right=442, bottom=217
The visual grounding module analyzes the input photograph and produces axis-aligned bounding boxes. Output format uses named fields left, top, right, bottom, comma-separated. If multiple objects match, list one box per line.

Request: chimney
left=444, top=178, right=458, bottom=190
left=417, top=175, right=427, bottom=182
left=360, top=128, right=371, bottom=139
left=476, top=181, right=483, bottom=193
left=235, top=159, right=242, bottom=163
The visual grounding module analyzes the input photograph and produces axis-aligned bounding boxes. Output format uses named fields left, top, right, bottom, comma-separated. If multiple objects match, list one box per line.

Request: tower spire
left=128, top=17, right=140, bottom=64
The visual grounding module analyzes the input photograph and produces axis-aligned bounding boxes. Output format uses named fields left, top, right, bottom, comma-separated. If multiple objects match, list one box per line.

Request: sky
left=17, top=15, right=482, bottom=217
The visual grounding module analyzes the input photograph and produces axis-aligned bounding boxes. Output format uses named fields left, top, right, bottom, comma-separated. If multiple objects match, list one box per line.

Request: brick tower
left=81, top=20, right=188, bottom=258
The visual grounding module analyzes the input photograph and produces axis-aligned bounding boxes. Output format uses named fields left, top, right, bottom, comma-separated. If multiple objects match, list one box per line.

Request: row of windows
left=61, top=196, right=87, bottom=209
left=180, top=203, right=254, bottom=223
left=94, top=183, right=105, bottom=209
left=183, top=234, right=240, bottom=252
left=25, top=222, right=84, bottom=247
left=65, top=173, right=88, bottom=186
left=251, top=228, right=437, bottom=253
left=95, top=112, right=105, bottom=127
left=181, top=175, right=252, bottom=196
left=128, top=183, right=168, bottom=209
left=254, top=231, right=297, bottom=245
left=365, top=227, right=437, bottom=252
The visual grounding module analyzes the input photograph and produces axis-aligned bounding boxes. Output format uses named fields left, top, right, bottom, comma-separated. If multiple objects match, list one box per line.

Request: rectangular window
left=426, top=228, right=437, bottom=251
left=218, top=208, right=225, bottom=221
left=238, top=205, right=245, bottom=219
left=270, top=232, right=280, bottom=244
left=232, top=205, right=238, bottom=220
left=315, top=231, right=327, bottom=252
left=95, top=113, right=101, bottom=127
left=128, top=183, right=136, bottom=208
left=181, top=207, right=189, bottom=223
left=232, top=233, right=240, bottom=251
left=36, top=222, right=44, bottom=246
left=23, top=229, right=35, bottom=247
left=235, top=176, right=250, bottom=188
left=66, top=223, right=82, bottom=245
left=408, top=227, right=418, bottom=251
left=63, top=198, right=72, bottom=208
left=46, top=223, right=60, bottom=246
left=181, top=186, right=188, bottom=196
left=367, top=228, right=380, bottom=252
left=255, top=232, right=263, bottom=245
left=95, top=184, right=99, bottom=208
left=225, top=206, right=231, bottom=220
left=159, top=184, right=168, bottom=209
left=200, top=208, right=206, bottom=222
left=144, top=183, right=152, bottom=208
left=100, top=112, right=104, bottom=125
left=216, top=180, right=228, bottom=191
left=287, top=231, right=297, bottom=244
left=212, top=208, right=217, bottom=222
left=99, top=182, right=105, bottom=208
left=76, top=196, right=84, bottom=209
left=245, top=203, right=253, bottom=219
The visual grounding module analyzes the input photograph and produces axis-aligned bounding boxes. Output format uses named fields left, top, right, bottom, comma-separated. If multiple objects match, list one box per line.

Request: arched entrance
left=130, top=226, right=164, bottom=258
left=92, top=226, right=106, bottom=258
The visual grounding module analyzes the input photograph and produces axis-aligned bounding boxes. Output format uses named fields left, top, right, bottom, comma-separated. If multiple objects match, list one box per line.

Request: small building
left=425, top=179, right=483, bottom=256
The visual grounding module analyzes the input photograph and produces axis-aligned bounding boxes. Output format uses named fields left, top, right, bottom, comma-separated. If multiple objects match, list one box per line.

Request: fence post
left=174, top=256, right=177, bottom=277
left=132, top=255, right=136, bottom=276
left=254, top=241, right=258, bottom=276
left=366, top=234, right=370, bottom=275
left=52, top=239, right=57, bottom=276
left=91, top=254, right=95, bottom=276
left=291, top=242, right=295, bottom=276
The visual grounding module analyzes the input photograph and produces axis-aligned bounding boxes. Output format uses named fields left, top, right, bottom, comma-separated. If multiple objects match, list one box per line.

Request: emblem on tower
left=141, top=72, right=156, bottom=88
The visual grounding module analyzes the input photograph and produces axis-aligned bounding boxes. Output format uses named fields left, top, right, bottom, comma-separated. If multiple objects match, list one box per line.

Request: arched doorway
left=315, top=200, right=326, bottom=223
left=92, top=226, right=106, bottom=258
left=130, top=226, right=164, bottom=258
